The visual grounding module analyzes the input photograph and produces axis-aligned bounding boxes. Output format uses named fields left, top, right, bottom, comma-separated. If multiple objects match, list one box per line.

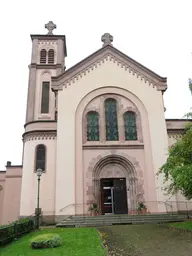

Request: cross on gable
left=101, top=33, right=113, bottom=47
left=45, top=21, right=57, bottom=35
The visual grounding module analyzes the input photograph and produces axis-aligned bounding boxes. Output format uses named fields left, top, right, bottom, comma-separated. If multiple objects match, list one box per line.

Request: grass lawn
left=99, top=224, right=192, bottom=256
left=0, top=227, right=105, bottom=256
left=169, top=221, right=192, bottom=231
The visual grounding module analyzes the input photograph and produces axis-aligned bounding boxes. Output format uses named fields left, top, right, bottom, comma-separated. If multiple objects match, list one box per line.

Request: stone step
left=56, top=215, right=185, bottom=227
left=77, top=219, right=182, bottom=226
left=76, top=223, right=113, bottom=227
left=56, top=218, right=184, bottom=228
left=59, top=219, right=183, bottom=226
left=61, top=215, right=184, bottom=222
left=71, top=215, right=186, bottom=220
left=62, top=215, right=186, bottom=223
left=67, top=214, right=186, bottom=220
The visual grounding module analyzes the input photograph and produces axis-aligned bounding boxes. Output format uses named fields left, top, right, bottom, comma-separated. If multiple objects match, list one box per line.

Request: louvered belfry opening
left=48, top=49, right=54, bottom=64
left=40, top=49, right=47, bottom=63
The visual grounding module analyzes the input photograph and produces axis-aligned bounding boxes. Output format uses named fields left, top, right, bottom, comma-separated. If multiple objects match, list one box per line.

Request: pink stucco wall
left=0, top=166, right=22, bottom=225
left=73, top=86, right=160, bottom=215
left=20, top=137, right=56, bottom=217
left=0, top=171, right=6, bottom=224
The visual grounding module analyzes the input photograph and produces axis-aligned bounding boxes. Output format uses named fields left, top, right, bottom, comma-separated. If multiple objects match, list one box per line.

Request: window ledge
left=38, top=115, right=51, bottom=120
left=83, top=142, right=144, bottom=150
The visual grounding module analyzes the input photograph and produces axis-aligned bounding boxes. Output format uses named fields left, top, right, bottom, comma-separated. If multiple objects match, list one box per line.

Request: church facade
left=0, top=22, right=191, bottom=224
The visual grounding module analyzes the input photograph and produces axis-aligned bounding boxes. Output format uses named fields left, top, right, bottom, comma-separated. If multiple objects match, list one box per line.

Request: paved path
left=98, top=224, right=192, bottom=256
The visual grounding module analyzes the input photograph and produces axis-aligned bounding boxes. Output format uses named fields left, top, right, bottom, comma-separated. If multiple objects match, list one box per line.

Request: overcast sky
left=0, top=0, right=191, bottom=170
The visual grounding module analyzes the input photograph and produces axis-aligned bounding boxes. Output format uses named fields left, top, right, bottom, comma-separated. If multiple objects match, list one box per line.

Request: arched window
left=104, top=98, right=119, bottom=141
left=48, top=49, right=55, bottom=64
left=87, top=111, right=99, bottom=141
left=35, top=145, right=46, bottom=172
left=124, top=111, right=137, bottom=140
left=41, top=81, right=50, bottom=113
left=40, top=49, right=47, bottom=64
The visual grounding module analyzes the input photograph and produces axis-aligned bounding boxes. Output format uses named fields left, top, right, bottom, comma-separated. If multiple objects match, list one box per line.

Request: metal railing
left=164, top=201, right=192, bottom=218
left=57, top=200, right=192, bottom=217
left=0, top=216, right=37, bottom=246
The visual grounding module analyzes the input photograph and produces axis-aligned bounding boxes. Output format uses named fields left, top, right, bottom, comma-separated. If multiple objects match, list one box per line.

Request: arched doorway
left=93, top=155, right=138, bottom=215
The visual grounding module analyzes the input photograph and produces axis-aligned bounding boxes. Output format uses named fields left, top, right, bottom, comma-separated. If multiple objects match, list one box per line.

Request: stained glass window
left=41, top=81, right=50, bottom=113
left=124, top=111, right=137, bottom=140
left=105, top=98, right=119, bottom=141
left=35, top=145, right=46, bottom=171
left=87, top=111, right=99, bottom=141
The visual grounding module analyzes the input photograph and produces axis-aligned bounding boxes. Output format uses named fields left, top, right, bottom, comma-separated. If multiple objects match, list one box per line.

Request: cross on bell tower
left=101, top=33, right=113, bottom=47
left=45, top=21, right=57, bottom=35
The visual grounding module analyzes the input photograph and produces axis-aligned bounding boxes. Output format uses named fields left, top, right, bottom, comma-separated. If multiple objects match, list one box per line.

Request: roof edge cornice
left=22, top=130, right=57, bottom=143
left=51, top=45, right=167, bottom=92
left=30, top=34, right=67, bottom=56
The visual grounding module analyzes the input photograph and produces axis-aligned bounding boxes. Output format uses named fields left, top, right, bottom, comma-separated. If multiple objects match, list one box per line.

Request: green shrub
left=0, top=218, right=35, bottom=246
left=30, top=233, right=62, bottom=249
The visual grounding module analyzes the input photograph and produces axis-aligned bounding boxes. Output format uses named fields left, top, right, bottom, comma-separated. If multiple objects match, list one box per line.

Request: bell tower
left=25, top=21, right=67, bottom=123
left=20, top=22, right=67, bottom=218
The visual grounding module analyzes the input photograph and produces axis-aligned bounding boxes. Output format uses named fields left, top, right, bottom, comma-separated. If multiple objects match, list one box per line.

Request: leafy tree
left=160, top=73, right=192, bottom=199
left=159, top=123, right=192, bottom=199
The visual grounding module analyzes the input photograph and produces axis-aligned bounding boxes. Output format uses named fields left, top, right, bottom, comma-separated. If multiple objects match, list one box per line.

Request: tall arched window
left=35, top=145, right=46, bottom=171
left=40, top=49, right=47, bottom=64
left=87, top=111, right=99, bottom=141
left=41, top=81, right=50, bottom=113
left=104, top=98, right=119, bottom=141
left=48, top=49, right=55, bottom=64
left=124, top=111, right=137, bottom=140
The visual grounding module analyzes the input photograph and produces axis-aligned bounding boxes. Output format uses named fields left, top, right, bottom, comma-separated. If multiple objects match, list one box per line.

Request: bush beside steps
left=30, top=233, right=62, bottom=249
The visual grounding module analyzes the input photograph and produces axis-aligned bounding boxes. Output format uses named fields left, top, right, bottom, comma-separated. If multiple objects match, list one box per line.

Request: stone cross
left=101, top=33, right=113, bottom=47
left=45, top=21, right=57, bottom=35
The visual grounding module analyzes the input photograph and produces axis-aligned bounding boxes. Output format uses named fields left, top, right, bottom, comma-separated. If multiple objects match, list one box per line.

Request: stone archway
left=92, top=155, right=138, bottom=213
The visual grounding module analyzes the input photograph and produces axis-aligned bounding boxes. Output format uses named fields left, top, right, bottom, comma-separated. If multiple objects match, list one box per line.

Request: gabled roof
left=51, top=45, right=167, bottom=92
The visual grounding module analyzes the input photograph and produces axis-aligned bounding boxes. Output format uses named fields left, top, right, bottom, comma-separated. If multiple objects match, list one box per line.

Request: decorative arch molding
left=100, top=94, right=124, bottom=141
left=83, top=106, right=99, bottom=115
left=121, top=106, right=142, bottom=142
left=75, top=86, right=147, bottom=121
left=40, top=70, right=52, bottom=77
left=86, top=151, right=145, bottom=211
left=122, top=106, right=138, bottom=114
left=34, top=144, right=47, bottom=172
left=99, top=164, right=126, bottom=179
left=92, top=154, right=137, bottom=179
left=38, top=45, right=56, bottom=64
left=81, top=92, right=143, bottom=143
left=38, top=44, right=56, bottom=52
left=38, top=71, right=53, bottom=116
left=83, top=108, right=100, bottom=144
left=87, top=151, right=144, bottom=184
left=75, top=86, right=153, bottom=212
left=100, top=94, right=123, bottom=110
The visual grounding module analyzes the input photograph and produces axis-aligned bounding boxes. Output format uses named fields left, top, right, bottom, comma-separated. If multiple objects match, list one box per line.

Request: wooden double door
left=100, top=178, right=128, bottom=215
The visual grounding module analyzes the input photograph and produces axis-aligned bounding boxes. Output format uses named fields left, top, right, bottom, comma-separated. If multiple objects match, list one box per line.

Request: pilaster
left=25, top=67, right=37, bottom=123
left=31, top=39, right=38, bottom=63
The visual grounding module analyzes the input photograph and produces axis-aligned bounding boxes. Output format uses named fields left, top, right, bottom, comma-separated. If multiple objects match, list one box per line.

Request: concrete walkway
left=98, top=224, right=192, bottom=256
